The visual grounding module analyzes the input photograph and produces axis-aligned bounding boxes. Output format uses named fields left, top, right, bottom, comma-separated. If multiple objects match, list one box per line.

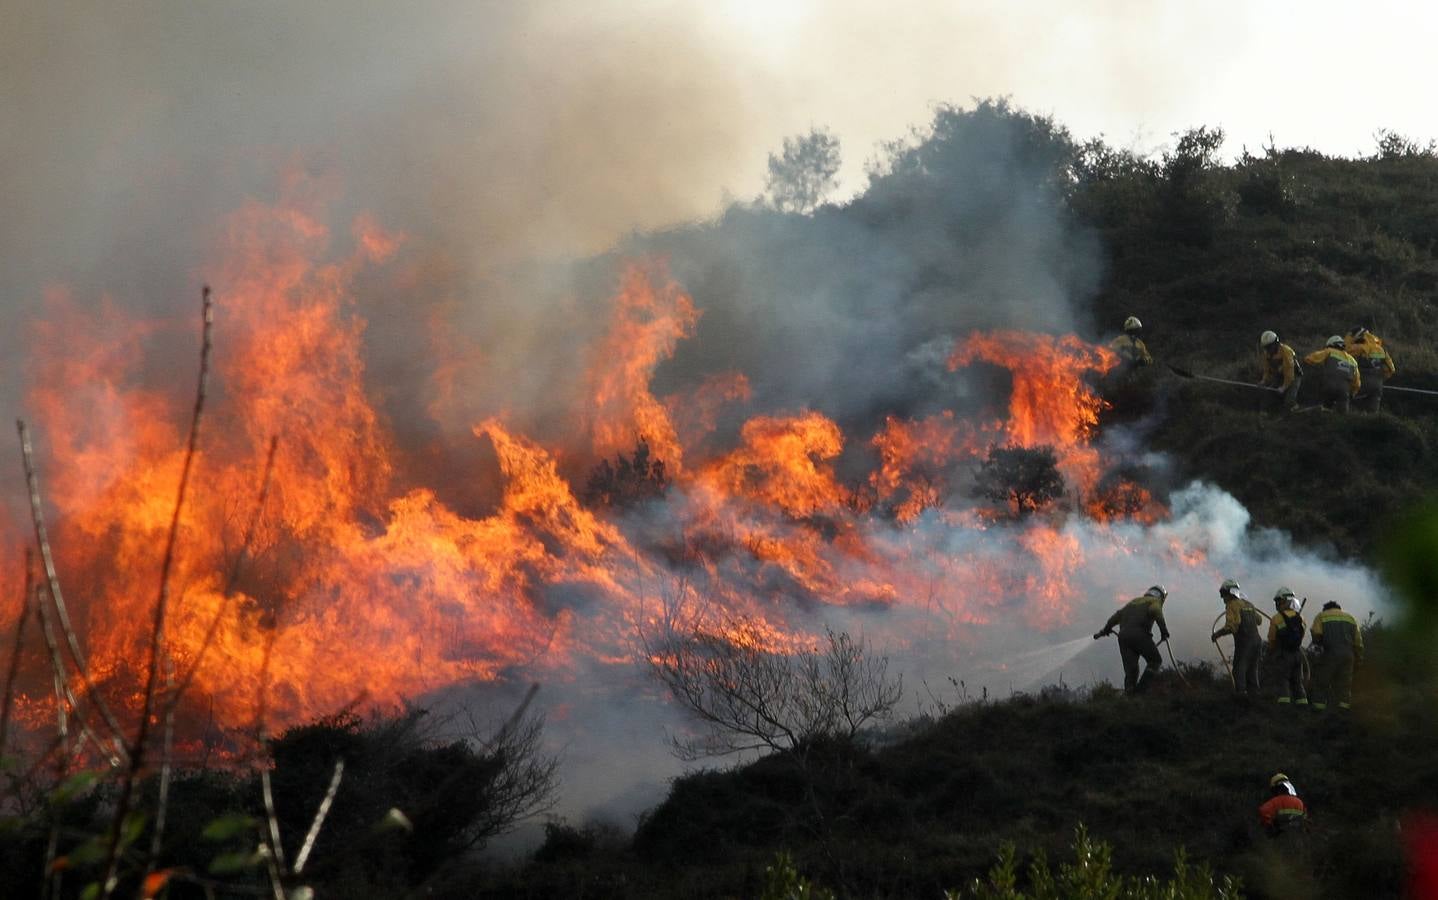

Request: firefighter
left=1258, top=773, right=1308, bottom=838
left=1213, top=578, right=1263, bottom=698
left=1302, top=336, right=1361, bottom=413
left=1110, top=316, right=1154, bottom=369
left=1267, top=588, right=1308, bottom=706
left=1346, top=326, right=1396, bottom=412
left=1094, top=584, right=1170, bottom=693
left=1310, top=601, right=1363, bottom=711
left=1257, top=331, right=1302, bottom=414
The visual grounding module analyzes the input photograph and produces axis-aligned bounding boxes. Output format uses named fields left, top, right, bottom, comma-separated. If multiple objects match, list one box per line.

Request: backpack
left=1277, top=611, right=1304, bottom=651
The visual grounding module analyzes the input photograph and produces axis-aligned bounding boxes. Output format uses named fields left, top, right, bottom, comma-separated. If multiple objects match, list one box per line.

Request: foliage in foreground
left=951, top=825, right=1241, bottom=900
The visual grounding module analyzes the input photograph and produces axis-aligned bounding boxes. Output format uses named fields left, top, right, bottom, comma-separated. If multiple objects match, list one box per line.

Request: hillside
left=1081, top=136, right=1438, bottom=559
left=6, top=102, right=1438, bottom=900
left=485, top=617, right=1433, bottom=900
left=480, top=113, right=1438, bottom=898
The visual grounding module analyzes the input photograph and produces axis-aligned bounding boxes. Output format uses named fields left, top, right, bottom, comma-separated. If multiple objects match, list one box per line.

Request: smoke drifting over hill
left=1, top=3, right=1391, bottom=834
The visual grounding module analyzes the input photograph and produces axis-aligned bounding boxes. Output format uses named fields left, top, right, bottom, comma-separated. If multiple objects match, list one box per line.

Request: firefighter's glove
left=1210, top=633, right=1220, bottom=643
left=1160, top=633, right=1171, bottom=644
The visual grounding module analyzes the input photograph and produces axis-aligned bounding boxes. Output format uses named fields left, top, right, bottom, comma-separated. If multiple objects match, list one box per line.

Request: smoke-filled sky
left=5, top=0, right=1438, bottom=303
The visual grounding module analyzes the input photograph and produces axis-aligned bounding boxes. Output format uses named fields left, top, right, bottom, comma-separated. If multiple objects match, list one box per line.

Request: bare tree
left=646, top=617, right=901, bottom=760
left=765, top=128, right=842, bottom=214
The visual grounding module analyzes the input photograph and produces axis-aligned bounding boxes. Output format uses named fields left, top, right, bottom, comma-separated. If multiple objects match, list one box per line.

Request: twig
left=487, top=683, right=540, bottom=750
left=260, top=768, right=287, bottom=900
left=165, top=435, right=280, bottom=712
left=293, top=759, right=344, bottom=875
left=16, top=419, right=129, bottom=756
left=144, top=655, right=177, bottom=880
left=31, top=581, right=110, bottom=768
left=100, top=284, right=214, bottom=900
left=143, top=435, right=279, bottom=883
left=0, top=550, right=35, bottom=758
left=41, top=586, right=69, bottom=900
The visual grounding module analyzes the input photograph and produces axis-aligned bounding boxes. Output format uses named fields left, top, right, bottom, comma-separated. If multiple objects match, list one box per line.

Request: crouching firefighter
left=1259, top=773, right=1308, bottom=838
left=1095, top=585, right=1170, bottom=693
left=1267, top=588, right=1308, bottom=706
left=1213, top=579, right=1264, bottom=698
left=1303, top=336, right=1361, bottom=413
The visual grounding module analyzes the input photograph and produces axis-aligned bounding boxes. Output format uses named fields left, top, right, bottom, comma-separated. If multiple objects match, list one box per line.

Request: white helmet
left=1145, top=584, right=1168, bottom=600
left=1259, top=330, right=1279, bottom=349
left=1326, top=335, right=1345, bottom=349
left=1123, top=316, right=1143, bottom=332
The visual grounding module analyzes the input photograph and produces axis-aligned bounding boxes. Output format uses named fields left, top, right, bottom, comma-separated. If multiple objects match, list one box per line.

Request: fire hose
left=1093, top=630, right=1189, bottom=688
left=1210, top=612, right=1236, bottom=689
left=1168, top=365, right=1283, bottom=394
left=1161, top=637, right=1190, bottom=687
left=1170, top=363, right=1438, bottom=403
left=1211, top=601, right=1312, bottom=688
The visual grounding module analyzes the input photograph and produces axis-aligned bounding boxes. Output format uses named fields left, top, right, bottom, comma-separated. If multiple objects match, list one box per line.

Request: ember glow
left=4, top=198, right=1189, bottom=738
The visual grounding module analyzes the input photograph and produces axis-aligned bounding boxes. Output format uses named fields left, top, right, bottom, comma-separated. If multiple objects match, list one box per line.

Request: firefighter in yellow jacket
left=1303, top=336, right=1361, bottom=413
left=1310, top=601, right=1364, bottom=711
left=1094, top=585, right=1170, bottom=693
left=1212, top=578, right=1263, bottom=697
left=1257, top=331, right=1301, bottom=414
left=1346, top=326, right=1395, bottom=412
left=1266, top=587, right=1307, bottom=706
left=1110, top=316, right=1154, bottom=370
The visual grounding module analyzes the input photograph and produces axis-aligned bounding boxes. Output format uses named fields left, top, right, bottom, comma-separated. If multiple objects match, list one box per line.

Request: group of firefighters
left=1104, top=315, right=1394, bottom=841
left=1109, top=315, right=1398, bottom=413
left=1091, top=580, right=1364, bottom=707
left=1092, top=580, right=1366, bottom=839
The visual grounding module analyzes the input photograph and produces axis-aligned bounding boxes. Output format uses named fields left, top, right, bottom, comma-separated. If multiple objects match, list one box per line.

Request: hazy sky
left=4, top=0, right=1437, bottom=291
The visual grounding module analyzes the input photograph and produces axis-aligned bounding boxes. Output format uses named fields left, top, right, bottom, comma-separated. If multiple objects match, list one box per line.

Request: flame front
left=2, top=199, right=1189, bottom=737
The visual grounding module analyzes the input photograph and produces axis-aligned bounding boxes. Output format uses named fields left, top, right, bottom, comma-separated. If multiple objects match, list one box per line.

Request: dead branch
left=645, top=617, right=902, bottom=761
left=166, top=434, right=280, bottom=712
left=293, top=759, right=345, bottom=875
left=16, top=419, right=129, bottom=757
left=100, top=284, right=214, bottom=899
left=0, top=550, right=35, bottom=759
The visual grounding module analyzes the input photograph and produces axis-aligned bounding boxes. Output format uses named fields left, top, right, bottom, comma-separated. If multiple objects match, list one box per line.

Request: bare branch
left=16, top=419, right=129, bottom=755
left=646, top=616, right=901, bottom=761
left=166, top=434, right=280, bottom=712
left=260, top=767, right=288, bottom=897
left=293, top=759, right=345, bottom=875
left=101, top=284, right=214, bottom=899
left=0, top=550, right=35, bottom=759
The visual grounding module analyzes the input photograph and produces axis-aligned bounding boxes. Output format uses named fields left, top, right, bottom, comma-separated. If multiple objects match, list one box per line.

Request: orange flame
left=1, top=199, right=1200, bottom=742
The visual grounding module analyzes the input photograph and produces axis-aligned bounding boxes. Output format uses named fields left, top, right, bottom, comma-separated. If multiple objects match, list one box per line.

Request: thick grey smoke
left=488, top=479, right=1386, bottom=846
left=1, top=0, right=1394, bottom=855
left=0, top=1, right=757, bottom=428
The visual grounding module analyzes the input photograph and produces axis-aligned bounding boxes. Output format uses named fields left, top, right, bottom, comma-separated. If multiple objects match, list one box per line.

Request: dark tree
left=582, top=438, right=669, bottom=509
left=975, top=445, right=1065, bottom=516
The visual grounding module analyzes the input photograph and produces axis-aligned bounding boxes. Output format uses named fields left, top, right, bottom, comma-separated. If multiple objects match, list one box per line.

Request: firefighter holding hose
left=1346, top=325, right=1395, bottom=412
left=1267, top=587, right=1308, bottom=706
left=1303, top=336, right=1361, bottom=413
left=1258, top=331, right=1302, bottom=414
left=1213, top=578, right=1264, bottom=698
left=1094, top=584, right=1170, bottom=693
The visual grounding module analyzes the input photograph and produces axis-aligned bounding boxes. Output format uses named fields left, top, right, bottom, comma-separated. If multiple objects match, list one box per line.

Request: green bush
left=950, top=825, right=1242, bottom=900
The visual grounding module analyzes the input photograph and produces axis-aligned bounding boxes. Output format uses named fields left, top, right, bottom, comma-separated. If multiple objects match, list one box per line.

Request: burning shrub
left=975, top=445, right=1066, bottom=517
left=581, top=437, right=670, bottom=509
